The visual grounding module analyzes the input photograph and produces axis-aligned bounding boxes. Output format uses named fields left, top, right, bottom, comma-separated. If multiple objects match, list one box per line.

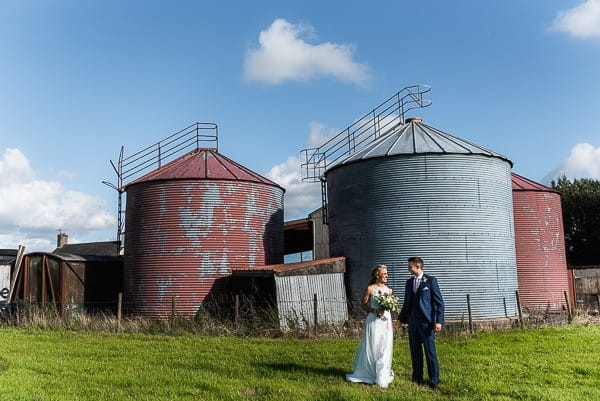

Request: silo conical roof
left=335, top=119, right=512, bottom=167
left=512, top=172, right=558, bottom=193
left=122, top=148, right=282, bottom=190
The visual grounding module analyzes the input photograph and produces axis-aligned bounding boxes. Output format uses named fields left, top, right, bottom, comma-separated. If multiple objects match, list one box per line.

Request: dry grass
left=2, top=301, right=598, bottom=339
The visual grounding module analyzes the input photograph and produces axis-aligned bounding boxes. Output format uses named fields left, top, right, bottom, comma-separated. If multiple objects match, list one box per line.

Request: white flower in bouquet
left=373, top=291, right=401, bottom=320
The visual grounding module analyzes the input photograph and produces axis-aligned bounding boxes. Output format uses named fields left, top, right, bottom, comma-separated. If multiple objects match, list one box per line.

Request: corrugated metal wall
left=275, top=273, right=347, bottom=328
left=124, top=179, right=284, bottom=318
left=327, top=154, right=518, bottom=320
left=513, top=189, right=570, bottom=310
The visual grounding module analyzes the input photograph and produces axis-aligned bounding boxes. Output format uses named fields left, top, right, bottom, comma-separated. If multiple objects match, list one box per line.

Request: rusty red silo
left=512, top=173, right=572, bottom=310
left=122, top=148, right=284, bottom=318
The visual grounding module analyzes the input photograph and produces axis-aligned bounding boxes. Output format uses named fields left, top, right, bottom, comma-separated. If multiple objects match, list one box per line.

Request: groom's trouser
left=408, top=318, right=439, bottom=385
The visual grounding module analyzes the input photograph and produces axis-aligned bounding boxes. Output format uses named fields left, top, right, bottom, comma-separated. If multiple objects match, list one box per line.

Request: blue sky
left=1, top=0, right=600, bottom=251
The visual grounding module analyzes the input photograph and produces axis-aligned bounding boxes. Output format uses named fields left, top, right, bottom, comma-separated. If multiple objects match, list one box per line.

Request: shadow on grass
left=262, top=362, right=348, bottom=378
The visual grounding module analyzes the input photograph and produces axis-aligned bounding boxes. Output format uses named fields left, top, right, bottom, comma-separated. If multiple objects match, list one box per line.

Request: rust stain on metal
left=512, top=173, right=570, bottom=310
left=123, top=149, right=284, bottom=318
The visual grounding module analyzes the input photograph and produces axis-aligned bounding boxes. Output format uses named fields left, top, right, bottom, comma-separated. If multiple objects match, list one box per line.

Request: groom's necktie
left=413, top=277, right=419, bottom=293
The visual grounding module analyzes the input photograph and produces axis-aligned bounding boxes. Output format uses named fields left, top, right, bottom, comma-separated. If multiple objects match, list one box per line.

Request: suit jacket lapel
left=417, top=274, right=427, bottom=294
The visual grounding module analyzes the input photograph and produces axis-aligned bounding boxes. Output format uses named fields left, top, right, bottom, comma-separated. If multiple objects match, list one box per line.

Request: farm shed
left=11, top=249, right=122, bottom=315
left=54, top=240, right=123, bottom=313
left=0, top=249, right=17, bottom=303
left=572, top=266, right=600, bottom=309
left=283, top=207, right=329, bottom=260
left=231, top=257, right=347, bottom=329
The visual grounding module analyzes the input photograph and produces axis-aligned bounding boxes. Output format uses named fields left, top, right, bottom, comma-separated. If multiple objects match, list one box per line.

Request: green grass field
left=0, top=325, right=598, bottom=401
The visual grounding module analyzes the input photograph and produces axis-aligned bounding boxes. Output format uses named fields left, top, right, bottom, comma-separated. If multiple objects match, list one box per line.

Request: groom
left=398, top=257, right=445, bottom=389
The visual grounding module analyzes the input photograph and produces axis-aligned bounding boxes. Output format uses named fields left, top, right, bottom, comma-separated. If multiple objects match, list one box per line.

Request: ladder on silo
left=301, top=84, right=432, bottom=223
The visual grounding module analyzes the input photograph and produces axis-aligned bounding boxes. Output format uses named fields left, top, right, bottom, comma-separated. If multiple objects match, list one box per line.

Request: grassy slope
left=0, top=325, right=598, bottom=401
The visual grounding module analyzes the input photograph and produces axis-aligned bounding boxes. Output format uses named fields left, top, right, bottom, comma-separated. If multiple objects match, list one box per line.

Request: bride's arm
left=360, top=286, right=374, bottom=314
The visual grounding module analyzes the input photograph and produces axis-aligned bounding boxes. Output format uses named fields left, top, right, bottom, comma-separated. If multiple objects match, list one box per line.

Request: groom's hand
left=434, top=323, right=442, bottom=332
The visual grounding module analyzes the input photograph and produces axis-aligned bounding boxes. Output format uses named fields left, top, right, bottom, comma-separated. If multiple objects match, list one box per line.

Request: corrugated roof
left=26, top=251, right=87, bottom=262
left=232, top=256, right=345, bottom=277
left=122, top=148, right=282, bottom=190
left=54, top=241, right=120, bottom=256
left=512, top=172, right=558, bottom=193
left=27, top=251, right=122, bottom=263
left=335, top=119, right=512, bottom=167
left=0, top=249, right=17, bottom=264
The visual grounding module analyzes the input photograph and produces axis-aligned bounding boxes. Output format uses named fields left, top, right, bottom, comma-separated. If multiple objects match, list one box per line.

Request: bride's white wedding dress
left=346, top=286, right=394, bottom=388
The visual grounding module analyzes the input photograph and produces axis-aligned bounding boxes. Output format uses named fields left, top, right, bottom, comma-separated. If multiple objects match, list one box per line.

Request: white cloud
left=308, top=122, right=339, bottom=148
left=244, top=18, right=370, bottom=86
left=551, top=0, right=600, bottom=39
left=0, top=232, right=53, bottom=252
left=266, top=156, right=322, bottom=220
left=0, top=148, right=115, bottom=251
left=270, top=115, right=406, bottom=220
left=0, top=147, right=34, bottom=185
left=543, top=143, right=600, bottom=183
left=56, top=170, right=77, bottom=180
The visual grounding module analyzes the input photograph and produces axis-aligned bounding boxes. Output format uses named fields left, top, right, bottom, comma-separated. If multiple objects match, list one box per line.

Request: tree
left=551, top=176, right=600, bottom=266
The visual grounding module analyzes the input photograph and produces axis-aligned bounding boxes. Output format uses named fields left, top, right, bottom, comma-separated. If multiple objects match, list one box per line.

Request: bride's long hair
left=369, top=264, right=387, bottom=285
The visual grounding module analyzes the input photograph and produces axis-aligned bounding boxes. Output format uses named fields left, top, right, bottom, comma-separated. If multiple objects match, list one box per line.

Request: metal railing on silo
left=300, top=85, right=431, bottom=223
left=300, top=84, right=432, bottom=183
left=103, top=122, right=219, bottom=252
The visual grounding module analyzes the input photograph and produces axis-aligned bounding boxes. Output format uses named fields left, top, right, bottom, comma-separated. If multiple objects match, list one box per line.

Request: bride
left=346, top=264, right=395, bottom=388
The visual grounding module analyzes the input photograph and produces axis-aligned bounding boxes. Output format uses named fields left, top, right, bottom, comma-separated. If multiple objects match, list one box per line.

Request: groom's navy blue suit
left=399, top=273, right=444, bottom=386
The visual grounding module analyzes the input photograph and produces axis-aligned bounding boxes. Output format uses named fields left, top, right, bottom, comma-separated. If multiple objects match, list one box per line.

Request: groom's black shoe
left=426, top=381, right=437, bottom=390
left=412, top=379, right=424, bottom=386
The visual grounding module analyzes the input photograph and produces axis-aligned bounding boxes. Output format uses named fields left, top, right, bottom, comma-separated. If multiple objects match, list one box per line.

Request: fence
left=2, top=289, right=596, bottom=337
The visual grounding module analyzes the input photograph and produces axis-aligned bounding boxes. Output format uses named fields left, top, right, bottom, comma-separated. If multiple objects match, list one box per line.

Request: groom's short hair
left=408, top=257, right=424, bottom=266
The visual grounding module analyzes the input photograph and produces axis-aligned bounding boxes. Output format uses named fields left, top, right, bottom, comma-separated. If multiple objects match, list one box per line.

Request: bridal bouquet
left=373, top=292, right=401, bottom=320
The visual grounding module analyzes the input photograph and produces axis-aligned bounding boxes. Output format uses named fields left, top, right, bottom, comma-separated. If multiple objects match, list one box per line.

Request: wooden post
left=564, top=291, right=572, bottom=323
left=515, top=290, right=523, bottom=328
left=170, top=296, right=176, bottom=330
left=466, top=294, right=473, bottom=334
left=45, top=261, right=57, bottom=310
left=26, top=294, right=30, bottom=323
left=66, top=295, right=74, bottom=328
left=7, top=245, right=26, bottom=302
left=235, top=295, right=240, bottom=328
left=41, top=255, right=47, bottom=307
left=313, top=293, right=318, bottom=337
left=596, top=294, right=600, bottom=312
left=117, top=292, right=122, bottom=332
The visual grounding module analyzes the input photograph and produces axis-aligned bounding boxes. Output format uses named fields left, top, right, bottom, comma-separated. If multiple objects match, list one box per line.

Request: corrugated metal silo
left=326, top=118, right=518, bottom=320
left=512, top=173, right=571, bottom=310
left=123, top=148, right=284, bottom=318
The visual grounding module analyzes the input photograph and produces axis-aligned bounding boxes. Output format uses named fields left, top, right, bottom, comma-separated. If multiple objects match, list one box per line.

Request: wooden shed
left=231, top=257, right=347, bottom=329
left=11, top=246, right=122, bottom=315
left=572, top=266, right=600, bottom=309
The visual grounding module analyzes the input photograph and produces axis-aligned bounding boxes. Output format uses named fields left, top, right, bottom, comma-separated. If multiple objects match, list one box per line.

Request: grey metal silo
left=326, top=118, right=518, bottom=320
